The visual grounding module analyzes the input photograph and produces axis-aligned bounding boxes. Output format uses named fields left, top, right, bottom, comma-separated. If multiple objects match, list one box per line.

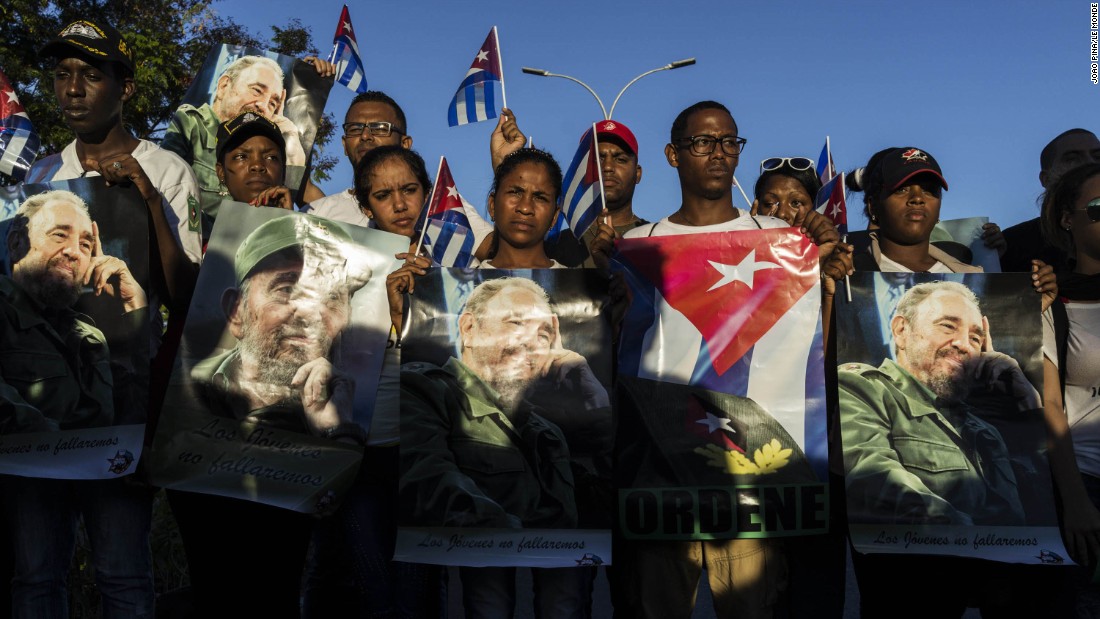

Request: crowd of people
left=2, top=16, right=1100, bottom=619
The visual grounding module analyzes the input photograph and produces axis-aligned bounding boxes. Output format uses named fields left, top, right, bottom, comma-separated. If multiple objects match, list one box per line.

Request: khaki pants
left=618, top=537, right=786, bottom=619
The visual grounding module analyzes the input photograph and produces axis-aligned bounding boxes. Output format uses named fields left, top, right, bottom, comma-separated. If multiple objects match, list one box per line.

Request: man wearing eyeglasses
left=302, top=91, right=412, bottom=226
left=617, top=101, right=840, bottom=619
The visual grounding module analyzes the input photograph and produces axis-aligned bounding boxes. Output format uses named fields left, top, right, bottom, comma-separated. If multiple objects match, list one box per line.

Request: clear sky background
left=217, top=0, right=1098, bottom=232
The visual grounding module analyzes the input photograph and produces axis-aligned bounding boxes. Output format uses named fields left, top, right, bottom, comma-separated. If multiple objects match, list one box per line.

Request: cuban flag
left=614, top=229, right=827, bottom=478
left=416, top=157, right=475, bottom=267
left=447, top=27, right=505, bottom=127
left=815, top=172, right=847, bottom=235
left=0, top=70, right=39, bottom=181
left=560, top=124, right=605, bottom=237
left=816, top=137, right=836, bottom=184
left=328, top=5, right=368, bottom=94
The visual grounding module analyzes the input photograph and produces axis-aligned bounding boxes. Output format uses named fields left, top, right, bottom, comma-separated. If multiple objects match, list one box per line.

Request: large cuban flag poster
left=613, top=228, right=828, bottom=540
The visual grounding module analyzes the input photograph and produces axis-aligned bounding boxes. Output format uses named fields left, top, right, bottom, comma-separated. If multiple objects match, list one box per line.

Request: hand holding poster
left=612, top=228, right=828, bottom=539
left=0, top=180, right=150, bottom=479
left=837, top=272, right=1067, bottom=564
left=150, top=203, right=405, bottom=513
left=161, top=44, right=333, bottom=231
left=396, top=269, right=612, bottom=567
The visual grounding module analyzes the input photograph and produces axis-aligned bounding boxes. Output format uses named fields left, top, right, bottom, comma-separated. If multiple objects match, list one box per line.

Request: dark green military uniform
left=839, top=359, right=1025, bottom=526
left=0, top=276, right=148, bottom=433
left=400, top=358, right=578, bottom=529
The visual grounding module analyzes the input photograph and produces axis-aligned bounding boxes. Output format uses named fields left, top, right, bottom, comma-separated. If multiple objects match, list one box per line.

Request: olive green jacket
left=839, top=359, right=1025, bottom=526
left=399, top=358, right=577, bottom=529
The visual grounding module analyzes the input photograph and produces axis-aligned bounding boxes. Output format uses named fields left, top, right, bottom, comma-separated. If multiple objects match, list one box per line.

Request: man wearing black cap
left=30, top=18, right=200, bottom=309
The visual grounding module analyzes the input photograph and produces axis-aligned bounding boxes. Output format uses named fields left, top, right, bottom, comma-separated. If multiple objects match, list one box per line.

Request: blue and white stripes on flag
left=0, top=70, right=39, bottom=181
left=447, top=27, right=505, bottom=127
left=329, top=5, right=368, bottom=94
left=416, top=157, right=476, bottom=268
left=422, top=217, right=475, bottom=268
left=560, top=124, right=605, bottom=237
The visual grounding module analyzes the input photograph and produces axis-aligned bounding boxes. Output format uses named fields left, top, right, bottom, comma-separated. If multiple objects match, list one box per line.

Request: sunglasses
left=1076, top=198, right=1100, bottom=222
left=760, top=157, right=815, bottom=173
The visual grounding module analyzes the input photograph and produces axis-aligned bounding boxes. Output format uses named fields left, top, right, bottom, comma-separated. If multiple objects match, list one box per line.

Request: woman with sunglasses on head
left=747, top=156, right=854, bottom=618
left=752, top=156, right=822, bottom=225
left=1038, top=162, right=1100, bottom=611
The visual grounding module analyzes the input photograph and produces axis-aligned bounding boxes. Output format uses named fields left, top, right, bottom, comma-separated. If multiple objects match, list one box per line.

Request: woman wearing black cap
left=844, top=147, right=1061, bottom=617
left=215, top=111, right=295, bottom=210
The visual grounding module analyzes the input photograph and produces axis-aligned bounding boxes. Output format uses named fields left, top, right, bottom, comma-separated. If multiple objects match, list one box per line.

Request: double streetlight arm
left=521, top=58, right=695, bottom=120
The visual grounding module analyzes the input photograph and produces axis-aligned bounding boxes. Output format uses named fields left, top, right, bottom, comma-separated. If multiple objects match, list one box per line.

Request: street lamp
left=521, top=58, right=696, bottom=120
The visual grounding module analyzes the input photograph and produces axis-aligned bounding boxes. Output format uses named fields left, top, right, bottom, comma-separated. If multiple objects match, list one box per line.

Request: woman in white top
left=1038, top=162, right=1100, bottom=600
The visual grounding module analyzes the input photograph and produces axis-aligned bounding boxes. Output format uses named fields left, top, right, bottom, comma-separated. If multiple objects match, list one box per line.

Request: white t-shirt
left=1043, top=302, right=1100, bottom=478
left=302, top=189, right=370, bottom=228
left=622, top=210, right=788, bottom=238
left=877, top=252, right=953, bottom=274
left=51, top=140, right=203, bottom=264
left=478, top=259, right=565, bottom=269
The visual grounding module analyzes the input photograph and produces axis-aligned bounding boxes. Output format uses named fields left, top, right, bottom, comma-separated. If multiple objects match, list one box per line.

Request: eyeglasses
left=1075, top=198, right=1100, bottom=222
left=342, top=121, right=405, bottom=138
left=676, top=135, right=747, bottom=156
left=760, top=157, right=815, bottom=173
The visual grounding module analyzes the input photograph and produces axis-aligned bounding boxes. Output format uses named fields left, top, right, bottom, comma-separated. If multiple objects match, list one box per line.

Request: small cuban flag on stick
left=447, top=26, right=506, bottom=127
left=816, top=136, right=837, bottom=184
left=0, top=69, right=40, bottom=182
left=561, top=123, right=606, bottom=237
left=414, top=157, right=477, bottom=267
left=328, top=5, right=369, bottom=94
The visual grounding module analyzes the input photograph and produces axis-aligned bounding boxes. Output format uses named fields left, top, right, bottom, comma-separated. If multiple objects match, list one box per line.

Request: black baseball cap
left=216, top=112, right=286, bottom=163
left=41, top=19, right=135, bottom=74
left=878, top=147, right=949, bottom=192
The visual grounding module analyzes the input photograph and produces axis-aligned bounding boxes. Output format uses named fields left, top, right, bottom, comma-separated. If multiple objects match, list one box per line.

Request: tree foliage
left=2, top=0, right=337, bottom=185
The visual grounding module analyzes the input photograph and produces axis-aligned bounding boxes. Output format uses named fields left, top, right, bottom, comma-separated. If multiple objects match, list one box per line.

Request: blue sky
left=219, top=0, right=1098, bottom=232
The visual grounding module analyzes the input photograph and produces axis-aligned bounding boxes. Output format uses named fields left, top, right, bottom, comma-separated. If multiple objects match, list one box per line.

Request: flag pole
left=732, top=175, right=753, bottom=210
left=592, top=123, right=610, bottom=228
left=414, top=156, right=446, bottom=257
left=327, top=5, right=346, bottom=64
left=493, top=26, right=508, bottom=110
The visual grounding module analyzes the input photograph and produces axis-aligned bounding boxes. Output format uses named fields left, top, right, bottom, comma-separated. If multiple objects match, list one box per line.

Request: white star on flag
left=695, top=411, right=735, bottom=434
left=706, top=249, right=781, bottom=292
left=828, top=202, right=843, bottom=219
left=476, top=49, right=489, bottom=63
left=446, top=185, right=459, bottom=199
left=343, top=21, right=352, bottom=32
left=4, top=90, right=17, bottom=105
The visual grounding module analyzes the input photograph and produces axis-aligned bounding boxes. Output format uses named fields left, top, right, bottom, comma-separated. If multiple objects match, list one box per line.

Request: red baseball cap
left=595, top=120, right=638, bottom=157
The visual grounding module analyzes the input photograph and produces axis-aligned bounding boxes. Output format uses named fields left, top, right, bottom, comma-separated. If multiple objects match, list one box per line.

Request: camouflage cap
left=234, top=214, right=372, bottom=294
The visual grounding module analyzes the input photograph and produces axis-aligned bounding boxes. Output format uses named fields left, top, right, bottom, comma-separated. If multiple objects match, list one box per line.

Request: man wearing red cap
left=549, top=119, right=649, bottom=267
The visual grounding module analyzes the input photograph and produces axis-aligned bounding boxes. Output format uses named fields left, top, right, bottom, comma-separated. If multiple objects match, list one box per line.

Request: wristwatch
left=320, top=423, right=368, bottom=447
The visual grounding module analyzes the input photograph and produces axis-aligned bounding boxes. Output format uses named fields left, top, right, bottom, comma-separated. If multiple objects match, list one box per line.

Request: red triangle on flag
left=618, top=228, right=819, bottom=375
